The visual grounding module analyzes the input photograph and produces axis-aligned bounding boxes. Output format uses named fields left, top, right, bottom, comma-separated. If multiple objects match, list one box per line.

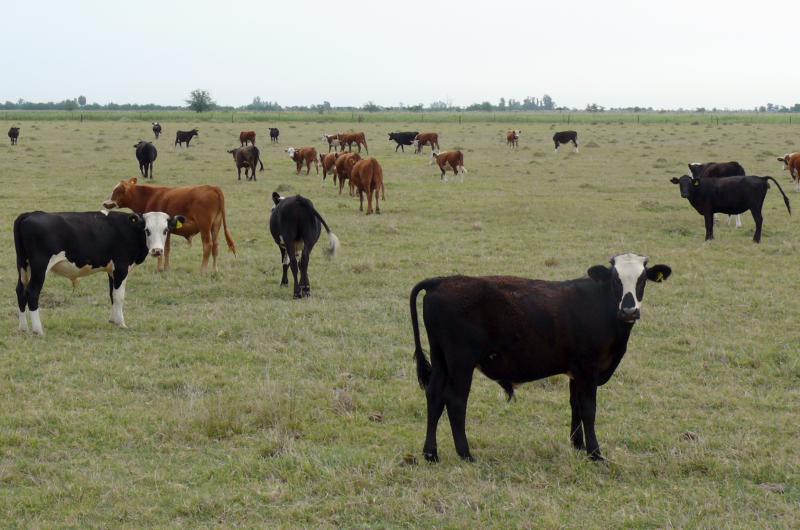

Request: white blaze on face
left=612, top=253, right=648, bottom=313
left=143, top=212, right=172, bottom=257
left=286, top=147, right=296, bottom=158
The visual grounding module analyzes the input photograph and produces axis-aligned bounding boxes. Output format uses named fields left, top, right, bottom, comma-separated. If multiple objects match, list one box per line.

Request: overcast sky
left=3, top=0, right=796, bottom=109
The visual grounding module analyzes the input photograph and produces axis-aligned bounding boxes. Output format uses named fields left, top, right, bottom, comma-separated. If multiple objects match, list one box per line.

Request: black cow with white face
left=152, top=122, right=162, bottom=139
left=134, top=140, right=158, bottom=179
left=553, top=130, right=578, bottom=152
left=388, top=131, right=419, bottom=152
left=410, top=253, right=671, bottom=462
left=269, top=127, right=280, bottom=143
left=269, top=193, right=339, bottom=298
left=670, top=174, right=790, bottom=242
left=14, top=210, right=185, bottom=335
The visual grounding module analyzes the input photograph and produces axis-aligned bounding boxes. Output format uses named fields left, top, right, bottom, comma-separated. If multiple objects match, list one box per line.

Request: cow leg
left=287, top=244, right=301, bottom=298
left=422, top=357, right=447, bottom=462
left=108, top=270, right=129, bottom=328
left=299, top=247, right=311, bottom=297
left=279, top=247, right=289, bottom=287
left=25, top=262, right=47, bottom=336
left=200, top=230, right=212, bottom=273
left=443, top=368, right=475, bottom=462
left=704, top=213, right=715, bottom=241
left=735, top=214, right=742, bottom=228
left=573, top=140, right=579, bottom=153
left=366, top=188, right=374, bottom=215
left=751, top=208, right=763, bottom=243
left=237, top=167, right=241, bottom=180
left=210, top=221, right=221, bottom=272
left=149, top=162, right=154, bottom=179
left=374, top=187, right=380, bottom=214
left=577, top=381, right=603, bottom=460
left=16, top=265, right=30, bottom=332
left=569, top=379, right=585, bottom=450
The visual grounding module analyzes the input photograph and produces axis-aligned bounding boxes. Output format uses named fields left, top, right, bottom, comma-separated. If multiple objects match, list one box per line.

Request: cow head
left=286, top=147, right=297, bottom=159
left=388, top=133, right=396, bottom=141
left=103, top=177, right=138, bottom=209
left=271, top=191, right=285, bottom=207
left=687, top=163, right=706, bottom=177
left=227, top=148, right=240, bottom=157
left=430, top=151, right=440, bottom=165
left=134, top=140, right=147, bottom=148
left=131, top=212, right=186, bottom=257
left=777, top=154, right=794, bottom=170
left=587, top=253, right=672, bottom=323
left=670, top=175, right=699, bottom=198
left=191, top=129, right=199, bottom=136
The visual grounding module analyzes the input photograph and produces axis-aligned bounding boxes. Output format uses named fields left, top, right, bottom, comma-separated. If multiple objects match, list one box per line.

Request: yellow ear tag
left=656, top=271, right=664, bottom=281
left=175, top=220, right=183, bottom=229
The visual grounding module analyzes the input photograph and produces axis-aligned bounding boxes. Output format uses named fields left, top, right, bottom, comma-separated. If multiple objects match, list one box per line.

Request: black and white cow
left=14, top=210, right=184, bottom=335
left=687, top=161, right=747, bottom=227
left=269, top=127, right=280, bottom=143
left=388, top=131, right=419, bottom=152
left=134, top=140, right=158, bottom=179
left=553, top=130, right=578, bottom=152
left=670, top=174, right=790, bottom=243
left=152, top=122, right=162, bottom=139
left=269, top=193, right=339, bottom=298
left=410, top=253, right=672, bottom=462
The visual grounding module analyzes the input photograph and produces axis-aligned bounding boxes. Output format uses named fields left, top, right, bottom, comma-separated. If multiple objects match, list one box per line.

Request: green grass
left=0, top=118, right=798, bottom=527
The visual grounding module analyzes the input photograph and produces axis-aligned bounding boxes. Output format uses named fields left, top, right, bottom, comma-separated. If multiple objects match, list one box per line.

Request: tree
left=63, top=99, right=78, bottom=111
left=542, top=94, right=554, bottom=110
left=78, top=95, right=87, bottom=107
left=186, top=89, right=215, bottom=113
left=498, top=97, right=506, bottom=111
left=362, top=101, right=381, bottom=112
left=585, top=103, right=605, bottom=112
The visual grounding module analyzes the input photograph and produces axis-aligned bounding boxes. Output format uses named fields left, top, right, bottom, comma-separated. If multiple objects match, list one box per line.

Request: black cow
left=409, top=253, right=672, bottom=462
left=388, top=131, right=419, bottom=152
left=227, top=145, right=264, bottom=181
left=688, top=161, right=747, bottom=227
left=553, top=130, right=578, bottom=152
left=269, top=127, right=280, bottom=143
left=8, top=127, right=20, bottom=145
left=152, top=122, right=162, bottom=139
left=175, top=129, right=199, bottom=147
left=14, top=210, right=184, bottom=335
left=134, top=140, right=158, bottom=179
left=269, top=192, right=340, bottom=298
left=670, top=174, right=791, bottom=242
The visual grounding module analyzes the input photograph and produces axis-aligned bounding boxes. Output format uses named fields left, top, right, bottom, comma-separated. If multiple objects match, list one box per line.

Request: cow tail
left=13, top=213, right=30, bottom=276
left=363, top=137, right=369, bottom=155
left=258, top=148, right=264, bottom=171
left=410, top=278, right=442, bottom=389
left=372, top=158, right=385, bottom=200
left=764, top=176, right=791, bottom=215
left=308, top=204, right=339, bottom=258
left=215, top=188, right=237, bottom=255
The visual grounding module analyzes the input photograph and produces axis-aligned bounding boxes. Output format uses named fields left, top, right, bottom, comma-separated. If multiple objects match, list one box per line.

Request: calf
left=348, top=158, right=385, bottom=215
left=239, top=130, right=256, bottom=146
left=414, top=132, right=439, bottom=154
left=14, top=210, right=184, bottom=335
left=270, top=192, right=340, bottom=298
left=389, top=131, right=419, bottom=152
left=670, top=174, right=791, bottom=243
left=688, top=161, right=747, bottom=227
left=320, top=152, right=340, bottom=184
left=410, top=253, right=672, bottom=462
left=335, top=152, right=361, bottom=195
left=227, top=145, right=264, bottom=181
left=8, top=127, right=19, bottom=145
left=286, top=147, right=319, bottom=175
left=152, top=122, right=162, bottom=139
left=777, top=153, right=800, bottom=192
left=269, top=127, right=280, bottom=143
left=506, top=130, right=520, bottom=148
left=430, top=150, right=467, bottom=182
left=322, top=133, right=340, bottom=152
left=553, top=130, right=578, bottom=152
left=175, top=129, right=199, bottom=147
left=339, top=132, right=369, bottom=154
left=134, top=140, right=158, bottom=179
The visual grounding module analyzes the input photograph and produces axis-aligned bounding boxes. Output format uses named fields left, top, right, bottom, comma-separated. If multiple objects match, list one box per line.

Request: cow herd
left=6, top=120, right=799, bottom=464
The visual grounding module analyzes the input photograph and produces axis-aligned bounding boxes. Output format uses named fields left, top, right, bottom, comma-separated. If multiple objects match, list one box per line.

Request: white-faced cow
left=152, top=122, right=162, bottom=139
left=430, top=150, right=467, bottom=182
left=777, top=153, right=800, bottom=192
left=134, top=140, right=157, bottom=179
left=410, top=253, right=672, bottom=462
left=553, top=130, right=578, bottom=152
left=14, top=210, right=184, bottom=335
left=688, top=161, right=747, bottom=227
left=269, top=193, right=340, bottom=298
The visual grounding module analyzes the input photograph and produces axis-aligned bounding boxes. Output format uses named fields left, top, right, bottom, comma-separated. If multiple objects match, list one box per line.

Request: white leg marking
left=30, top=309, right=44, bottom=336
left=110, top=279, right=127, bottom=328
left=19, top=310, right=29, bottom=332
left=736, top=214, right=742, bottom=228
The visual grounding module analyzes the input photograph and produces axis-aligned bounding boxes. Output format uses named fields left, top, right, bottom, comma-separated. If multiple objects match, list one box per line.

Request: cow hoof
left=589, top=451, right=605, bottom=462
left=423, top=451, right=439, bottom=463
left=460, top=454, right=476, bottom=463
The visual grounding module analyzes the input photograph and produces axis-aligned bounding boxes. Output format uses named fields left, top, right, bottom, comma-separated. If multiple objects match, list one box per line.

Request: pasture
left=1, top=118, right=798, bottom=527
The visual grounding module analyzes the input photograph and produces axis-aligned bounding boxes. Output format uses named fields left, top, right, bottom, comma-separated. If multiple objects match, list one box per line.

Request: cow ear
left=129, top=177, right=138, bottom=185
left=128, top=213, right=143, bottom=226
left=670, top=177, right=679, bottom=184
left=169, top=215, right=186, bottom=231
left=646, top=264, right=672, bottom=282
left=587, top=265, right=612, bottom=282
left=272, top=192, right=282, bottom=206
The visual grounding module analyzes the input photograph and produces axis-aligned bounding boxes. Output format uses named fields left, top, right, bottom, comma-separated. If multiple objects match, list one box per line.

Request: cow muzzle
left=618, top=307, right=640, bottom=322
left=150, top=248, right=164, bottom=257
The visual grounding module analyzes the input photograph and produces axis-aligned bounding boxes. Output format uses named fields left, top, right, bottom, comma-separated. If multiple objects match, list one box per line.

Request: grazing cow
left=670, top=174, right=791, bottom=243
left=409, top=253, right=672, bottom=462
left=688, top=161, right=747, bottom=227
left=777, top=153, right=800, bottom=192
left=430, top=150, right=467, bottom=182
left=320, top=152, right=340, bottom=184
left=227, top=145, right=264, bottom=181
left=134, top=140, right=158, bottom=179
left=270, top=192, right=340, bottom=298
left=388, top=131, right=419, bottom=152
left=103, top=177, right=236, bottom=273
left=554, top=130, right=579, bottom=152
left=338, top=132, right=369, bottom=154
left=334, top=152, right=361, bottom=195
left=8, top=127, right=19, bottom=145
left=322, top=133, right=341, bottom=152
left=348, top=158, right=386, bottom=215
left=506, top=130, right=520, bottom=148
left=239, top=130, right=256, bottom=146
left=175, top=128, right=199, bottom=147
left=152, top=122, right=162, bottom=139
left=269, top=127, right=280, bottom=143
left=286, top=147, right=319, bottom=175
left=413, top=132, right=439, bottom=154
left=14, top=210, right=184, bottom=335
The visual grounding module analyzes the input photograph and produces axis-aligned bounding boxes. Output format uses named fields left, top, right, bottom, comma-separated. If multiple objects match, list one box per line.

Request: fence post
left=636, top=114, right=640, bottom=124
left=567, top=114, right=571, bottom=125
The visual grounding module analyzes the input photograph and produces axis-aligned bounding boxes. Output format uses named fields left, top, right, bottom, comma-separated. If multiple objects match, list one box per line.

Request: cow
left=338, top=132, right=369, bottom=154
left=506, top=130, right=520, bottom=148
left=322, top=133, right=340, bottom=152
left=320, top=152, right=340, bottom=185
left=103, top=177, right=236, bottom=273
left=239, top=130, right=256, bottom=146
left=175, top=129, right=199, bottom=148
left=334, top=152, right=361, bottom=195
left=270, top=192, right=340, bottom=298
left=430, top=150, right=467, bottom=182
left=777, top=153, right=800, bottom=192
left=409, top=253, right=672, bottom=462
left=152, top=122, right=162, bottom=139
left=286, top=147, right=319, bottom=175
left=269, top=127, right=280, bottom=143
left=227, top=145, right=264, bottom=181
left=8, top=127, right=19, bottom=145
left=388, top=131, right=419, bottom=152
left=688, top=161, right=747, bottom=227
left=14, top=210, right=185, bottom=335
left=134, top=140, right=157, bottom=179
left=348, top=158, right=386, bottom=215
left=413, top=132, right=439, bottom=154
left=670, top=174, right=791, bottom=243
left=554, top=130, right=578, bottom=152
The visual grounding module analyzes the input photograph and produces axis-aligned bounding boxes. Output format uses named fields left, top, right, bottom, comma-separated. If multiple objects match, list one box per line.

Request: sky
left=2, top=0, right=797, bottom=110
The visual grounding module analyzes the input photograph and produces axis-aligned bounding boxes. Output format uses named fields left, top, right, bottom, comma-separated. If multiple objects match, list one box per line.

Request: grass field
left=1, top=118, right=798, bottom=527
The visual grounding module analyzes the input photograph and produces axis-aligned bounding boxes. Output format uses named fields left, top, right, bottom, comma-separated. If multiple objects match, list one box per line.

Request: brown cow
left=431, top=150, right=467, bottom=182
left=778, top=152, right=800, bottom=192
left=348, top=158, right=385, bottom=215
left=239, top=131, right=256, bottom=146
left=338, top=132, right=369, bottom=154
left=320, top=152, right=340, bottom=185
left=414, top=132, right=439, bottom=154
left=227, top=145, right=264, bottom=181
left=102, top=177, right=236, bottom=273
left=286, top=147, right=319, bottom=175
left=506, top=130, right=520, bottom=148
left=322, top=133, right=341, bottom=152
left=335, top=152, right=362, bottom=195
